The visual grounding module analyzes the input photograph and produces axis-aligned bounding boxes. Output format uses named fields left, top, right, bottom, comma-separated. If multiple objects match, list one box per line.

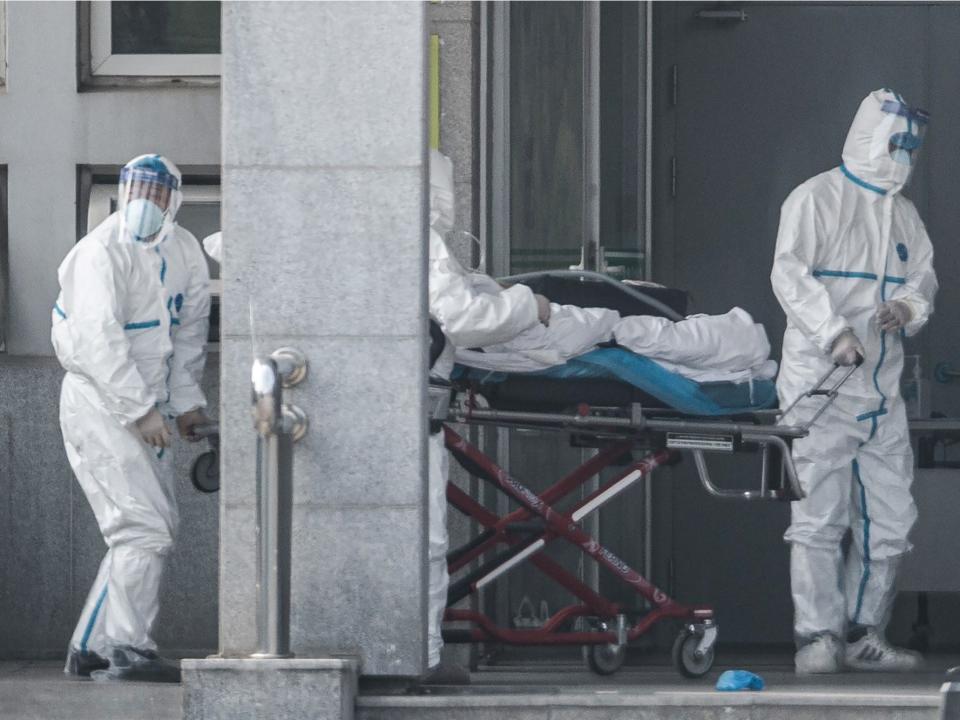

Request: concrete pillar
left=184, top=2, right=428, bottom=713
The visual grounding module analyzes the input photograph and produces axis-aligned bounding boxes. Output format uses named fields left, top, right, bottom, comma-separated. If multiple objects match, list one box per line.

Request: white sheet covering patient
left=614, top=309, right=777, bottom=382
left=455, top=284, right=776, bottom=382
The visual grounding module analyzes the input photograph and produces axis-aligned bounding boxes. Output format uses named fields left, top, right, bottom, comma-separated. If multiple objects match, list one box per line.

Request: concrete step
left=358, top=663, right=945, bottom=720
left=358, top=689, right=940, bottom=720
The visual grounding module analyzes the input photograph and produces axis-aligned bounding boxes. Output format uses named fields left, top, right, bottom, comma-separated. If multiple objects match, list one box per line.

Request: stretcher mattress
left=454, top=347, right=777, bottom=416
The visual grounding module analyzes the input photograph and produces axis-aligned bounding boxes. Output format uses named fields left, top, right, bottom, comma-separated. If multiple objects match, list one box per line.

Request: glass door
left=482, top=1, right=649, bottom=661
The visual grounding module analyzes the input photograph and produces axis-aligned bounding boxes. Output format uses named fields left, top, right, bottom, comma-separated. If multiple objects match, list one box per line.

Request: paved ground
left=2, top=655, right=955, bottom=720
left=0, top=660, right=182, bottom=720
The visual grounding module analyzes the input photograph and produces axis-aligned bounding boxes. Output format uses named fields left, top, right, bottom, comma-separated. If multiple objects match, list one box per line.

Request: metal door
left=653, top=2, right=960, bottom=646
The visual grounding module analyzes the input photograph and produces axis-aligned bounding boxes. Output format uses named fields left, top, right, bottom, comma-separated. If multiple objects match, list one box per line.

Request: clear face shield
left=117, top=156, right=182, bottom=249
left=866, top=98, right=930, bottom=184
left=881, top=99, right=929, bottom=166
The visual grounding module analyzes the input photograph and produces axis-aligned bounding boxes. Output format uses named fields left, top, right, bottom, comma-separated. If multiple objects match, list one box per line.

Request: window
left=80, top=166, right=221, bottom=343
left=79, top=1, right=220, bottom=87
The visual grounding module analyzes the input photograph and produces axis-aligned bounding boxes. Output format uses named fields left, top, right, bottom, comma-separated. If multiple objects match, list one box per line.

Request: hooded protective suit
left=426, top=149, right=540, bottom=667
left=52, top=155, right=210, bottom=669
left=772, top=90, right=937, bottom=649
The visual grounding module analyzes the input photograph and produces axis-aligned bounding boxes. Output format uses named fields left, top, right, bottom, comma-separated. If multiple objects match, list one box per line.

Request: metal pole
left=253, top=426, right=289, bottom=658
left=643, top=0, right=653, bottom=282
left=250, top=348, right=308, bottom=659
left=582, top=1, right=601, bottom=272
left=940, top=674, right=960, bottom=719
left=489, top=2, right=511, bottom=279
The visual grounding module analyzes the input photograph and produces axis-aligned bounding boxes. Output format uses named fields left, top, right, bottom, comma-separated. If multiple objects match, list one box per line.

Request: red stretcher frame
left=433, top=362, right=856, bottom=675
left=439, top=424, right=714, bottom=661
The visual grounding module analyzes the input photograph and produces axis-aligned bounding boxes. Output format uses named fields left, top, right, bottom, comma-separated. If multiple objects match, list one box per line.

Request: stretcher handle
left=778, top=358, right=862, bottom=432
left=692, top=431, right=804, bottom=501
left=190, top=422, right=220, bottom=439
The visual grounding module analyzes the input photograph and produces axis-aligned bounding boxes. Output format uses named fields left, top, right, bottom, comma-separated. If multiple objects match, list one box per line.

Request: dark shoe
left=406, top=661, right=471, bottom=693
left=90, top=646, right=180, bottom=683
left=65, top=648, right=110, bottom=678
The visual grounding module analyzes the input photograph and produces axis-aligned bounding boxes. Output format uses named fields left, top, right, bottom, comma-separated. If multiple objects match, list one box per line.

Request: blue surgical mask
left=124, top=198, right=165, bottom=241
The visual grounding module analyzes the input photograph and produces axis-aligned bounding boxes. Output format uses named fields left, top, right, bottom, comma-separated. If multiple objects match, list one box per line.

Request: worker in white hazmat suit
left=53, top=154, right=211, bottom=682
left=426, top=149, right=550, bottom=674
left=771, top=90, right=937, bottom=674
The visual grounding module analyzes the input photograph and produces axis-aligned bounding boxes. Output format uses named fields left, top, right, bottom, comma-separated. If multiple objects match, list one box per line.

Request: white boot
left=845, top=628, right=922, bottom=672
left=795, top=634, right=842, bottom=675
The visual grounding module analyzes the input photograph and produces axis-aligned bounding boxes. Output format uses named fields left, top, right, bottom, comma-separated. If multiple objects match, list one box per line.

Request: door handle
left=696, top=9, right=748, bottom=22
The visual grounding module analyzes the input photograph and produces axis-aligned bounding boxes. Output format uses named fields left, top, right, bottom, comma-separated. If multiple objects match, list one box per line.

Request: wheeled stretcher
left=430, top=271, right=854, bottom=677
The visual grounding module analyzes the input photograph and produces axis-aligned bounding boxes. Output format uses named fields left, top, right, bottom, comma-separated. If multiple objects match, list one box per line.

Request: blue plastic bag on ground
left=715, top=669, right=765, bottom=691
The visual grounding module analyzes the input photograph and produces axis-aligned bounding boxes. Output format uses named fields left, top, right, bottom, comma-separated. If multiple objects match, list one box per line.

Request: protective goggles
left=881, top=99, right=929, bottom=157
left=880, top=99, right=930, bottom=127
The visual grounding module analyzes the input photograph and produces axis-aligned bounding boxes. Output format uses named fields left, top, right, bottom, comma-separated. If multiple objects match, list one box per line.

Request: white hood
left=841, top=89, right=923, bottom=194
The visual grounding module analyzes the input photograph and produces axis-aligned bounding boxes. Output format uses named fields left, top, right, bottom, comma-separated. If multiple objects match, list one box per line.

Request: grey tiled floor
left=1, top=655, right=955, bottom=720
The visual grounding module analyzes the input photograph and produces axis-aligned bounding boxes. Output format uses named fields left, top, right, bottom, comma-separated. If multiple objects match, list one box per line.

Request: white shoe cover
left=845, top=629, right=922, bottom=672
left=795, top=634, right=842, bottom=675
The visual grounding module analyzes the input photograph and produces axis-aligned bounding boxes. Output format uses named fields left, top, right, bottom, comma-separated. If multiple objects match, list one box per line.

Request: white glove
left=877, top=300, right=912, bottom=332
left=830, top=329, right=865, bottom=367
left=136, top=408, right=172, bottom=448
left=534, top=294, right=551, bottom=326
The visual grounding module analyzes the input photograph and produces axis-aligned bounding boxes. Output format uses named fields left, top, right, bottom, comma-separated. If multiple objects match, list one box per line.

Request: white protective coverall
left=772, top=90, right=937, bottom=641
left=427, top=149, right=541, bottom=667
left=201, top=231, right=222, bottom=265
left=53, top=155, right=211, bottom=662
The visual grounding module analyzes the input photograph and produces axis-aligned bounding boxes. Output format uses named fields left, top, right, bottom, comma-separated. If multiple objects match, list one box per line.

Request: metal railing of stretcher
left=429, top=269, right=857, bottom=677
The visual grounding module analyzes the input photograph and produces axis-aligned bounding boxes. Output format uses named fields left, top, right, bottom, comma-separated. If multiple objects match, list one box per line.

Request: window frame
left=78, top=1, right=220, bottom=89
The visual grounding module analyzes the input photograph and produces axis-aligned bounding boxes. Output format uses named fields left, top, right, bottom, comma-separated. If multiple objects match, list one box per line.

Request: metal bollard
left=940, top=667, right=960, bottom=719
left=250, top=347, right=308, bottom=659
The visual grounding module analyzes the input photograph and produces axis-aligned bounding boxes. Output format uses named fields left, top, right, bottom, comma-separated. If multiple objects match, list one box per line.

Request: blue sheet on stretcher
left=454, top=347, right=778, bottom=416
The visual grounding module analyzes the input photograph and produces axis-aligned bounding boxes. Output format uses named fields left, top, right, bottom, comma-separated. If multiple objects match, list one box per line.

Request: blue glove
left=715, top=669, right=764, bottom=691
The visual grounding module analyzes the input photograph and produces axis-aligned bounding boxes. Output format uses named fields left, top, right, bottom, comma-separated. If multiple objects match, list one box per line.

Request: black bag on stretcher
left=509, top=272, right=688, bottom=319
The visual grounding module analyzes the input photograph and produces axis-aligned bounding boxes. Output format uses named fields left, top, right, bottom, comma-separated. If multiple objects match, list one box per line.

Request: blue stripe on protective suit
left=813, top=269, right=878, bottom=280
left=80, top=585, right=108, bottom=652
left=840, top=163, right=887, bottom=196
left=123, top=320, right=161, bottom=330
left=851, top=459, right=872, bottom=624
left=455, top=347, right=777, bottom=415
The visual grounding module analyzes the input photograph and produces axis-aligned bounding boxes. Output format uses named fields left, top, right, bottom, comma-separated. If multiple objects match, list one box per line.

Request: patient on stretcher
left=454, top=274, right=777, bottom=383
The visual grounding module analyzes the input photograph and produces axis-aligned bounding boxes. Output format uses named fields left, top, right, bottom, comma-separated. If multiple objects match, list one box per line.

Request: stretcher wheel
left=583, top=641, right=626, bottom=676
left=672, top=628, right=715, bottom=678
left=191, top=450, right=220, bottom=494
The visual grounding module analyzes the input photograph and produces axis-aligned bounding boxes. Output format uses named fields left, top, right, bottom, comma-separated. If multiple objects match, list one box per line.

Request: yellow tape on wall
left=429, top=34, right=440, bottom=150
